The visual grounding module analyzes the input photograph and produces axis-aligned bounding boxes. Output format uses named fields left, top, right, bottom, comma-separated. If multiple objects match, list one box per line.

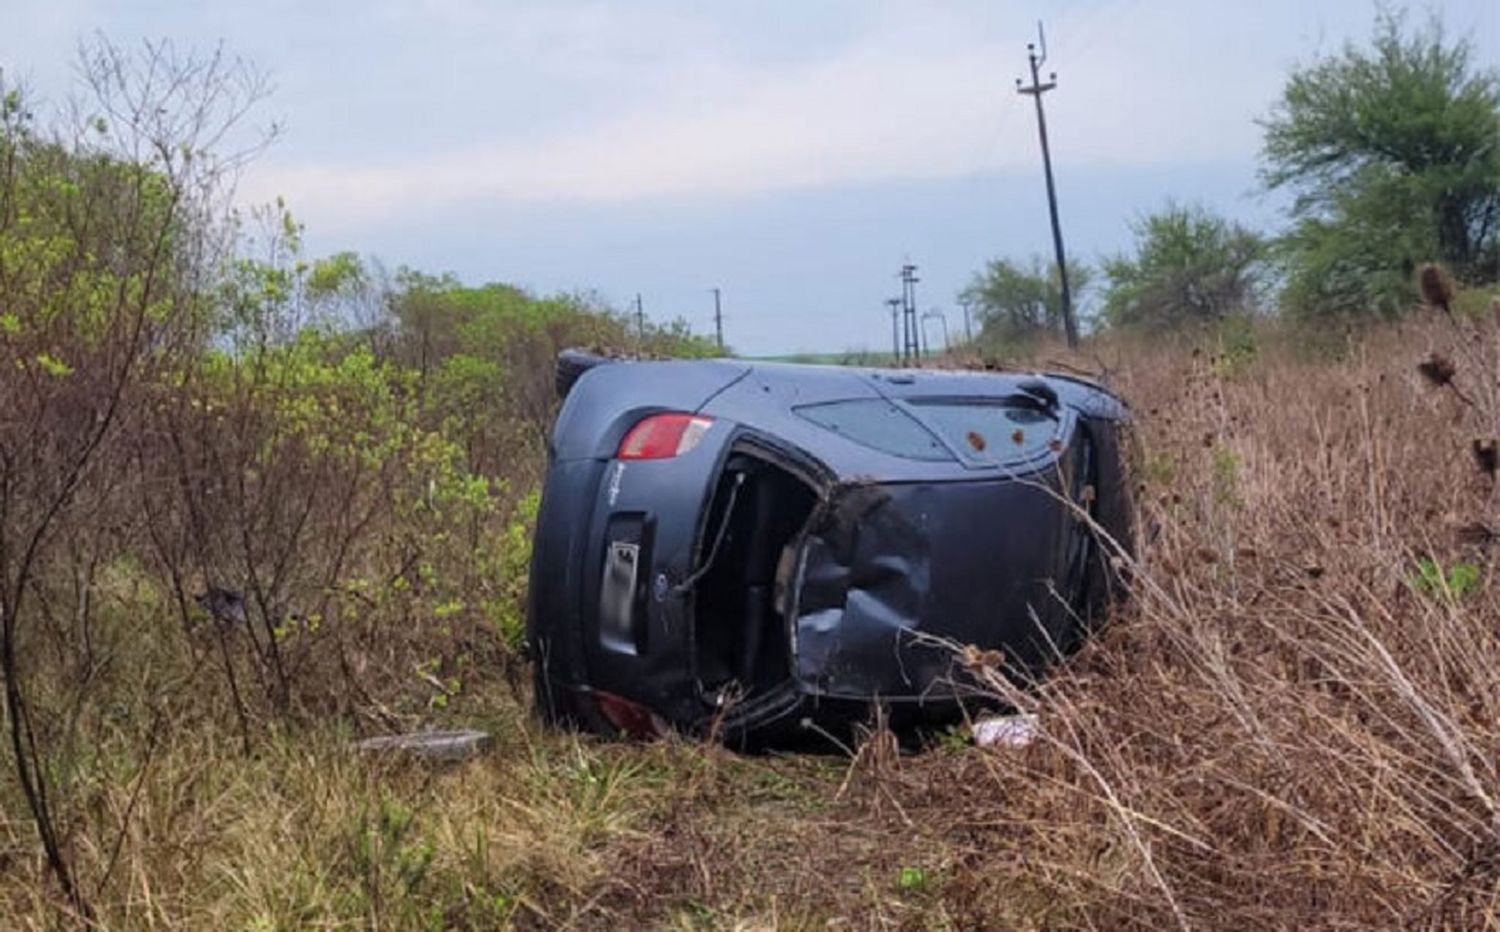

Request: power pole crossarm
left=1016, top=24, right=1079, bottom=350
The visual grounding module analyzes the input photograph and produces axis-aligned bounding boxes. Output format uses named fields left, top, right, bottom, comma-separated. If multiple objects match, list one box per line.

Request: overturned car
left=527, top=351, right=1133, bottom=746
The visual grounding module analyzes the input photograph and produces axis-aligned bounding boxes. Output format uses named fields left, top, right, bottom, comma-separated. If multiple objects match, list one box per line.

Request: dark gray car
left=527, top=352, right=1133, bottom=746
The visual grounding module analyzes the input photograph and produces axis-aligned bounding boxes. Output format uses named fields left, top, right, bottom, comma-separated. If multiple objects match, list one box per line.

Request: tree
left=1101, top=203, right=1268, bottom=330
left=959, top=255, right=1091, bottom=349
left=0, top=41, right=272, bottom=915
left=1261, top=11, right=1500, bottom=315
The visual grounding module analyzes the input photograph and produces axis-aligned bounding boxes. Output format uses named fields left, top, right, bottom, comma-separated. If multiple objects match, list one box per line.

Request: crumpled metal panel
left=793, top=473, right=1074, bottom=700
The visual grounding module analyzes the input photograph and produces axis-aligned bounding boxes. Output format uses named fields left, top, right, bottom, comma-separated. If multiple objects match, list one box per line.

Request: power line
left=1016, top=21, right=1079, bottom=350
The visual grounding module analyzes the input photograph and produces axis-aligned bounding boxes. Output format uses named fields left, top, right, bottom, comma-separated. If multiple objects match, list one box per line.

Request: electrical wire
left=671, top=471, right=746, bottom=596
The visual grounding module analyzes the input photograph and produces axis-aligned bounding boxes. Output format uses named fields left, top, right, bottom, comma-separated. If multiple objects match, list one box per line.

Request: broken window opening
left=692, top=446, right=819, bottom=705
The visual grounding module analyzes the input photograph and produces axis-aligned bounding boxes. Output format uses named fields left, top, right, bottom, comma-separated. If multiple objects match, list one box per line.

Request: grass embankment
left=4, top=309, right=1500, bottom=929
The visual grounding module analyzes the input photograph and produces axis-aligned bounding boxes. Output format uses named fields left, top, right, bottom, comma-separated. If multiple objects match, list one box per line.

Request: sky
left=2, top=1, right=1497, bottom=355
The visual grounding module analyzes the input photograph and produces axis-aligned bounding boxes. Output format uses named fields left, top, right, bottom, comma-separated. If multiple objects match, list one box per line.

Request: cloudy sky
left=3, top=1, right=1496, bottom=354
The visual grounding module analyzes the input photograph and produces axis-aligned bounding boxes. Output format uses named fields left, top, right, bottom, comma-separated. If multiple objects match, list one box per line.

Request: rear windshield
left=908, top=400, right=1058, bottom=463
left=794, top=399, right=952, bottom=461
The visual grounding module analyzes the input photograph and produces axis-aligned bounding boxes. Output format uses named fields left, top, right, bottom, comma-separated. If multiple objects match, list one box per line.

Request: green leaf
left=35, top=353, right=73, bottom=377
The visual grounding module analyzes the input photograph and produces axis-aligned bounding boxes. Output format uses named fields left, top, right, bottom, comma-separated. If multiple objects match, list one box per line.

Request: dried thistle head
left=1474, top=438, right=1498, bottom=479
left=1418, top=262, right=1456, bottom=313
left=961, top=644, right=1006, bottom=670
left=1417, top=352, right=1457, bottom=388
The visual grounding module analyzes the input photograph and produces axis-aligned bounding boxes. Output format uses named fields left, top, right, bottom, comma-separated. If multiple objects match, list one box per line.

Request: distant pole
left=899, top=263, right=921, bottom=365
left=711, top=287, right=724, bottom=351
left=634, top=293, right=645, bottom=338
left=960, top=298, right=974, bottom=342
left=1016, top=21, right=1078, bottom=349
left=885, top=297, right=902, bottom=362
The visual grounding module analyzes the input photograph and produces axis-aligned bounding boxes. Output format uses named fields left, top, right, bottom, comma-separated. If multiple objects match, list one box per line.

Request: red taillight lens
left=593, top=691, right=662, bottom=738
left=617, top=413, right=714, bottom=460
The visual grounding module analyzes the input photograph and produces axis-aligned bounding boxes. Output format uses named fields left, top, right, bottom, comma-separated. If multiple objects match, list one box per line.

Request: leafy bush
left=1101, top=203, right=1269, bottom=330
left=959, top=255, right=1091, bottom=351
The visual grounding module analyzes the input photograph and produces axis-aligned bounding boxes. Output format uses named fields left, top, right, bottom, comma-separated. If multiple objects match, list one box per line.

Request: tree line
left=0, top=39, right=717, bottom=914
left=963, top=11, right=1500, bottom=349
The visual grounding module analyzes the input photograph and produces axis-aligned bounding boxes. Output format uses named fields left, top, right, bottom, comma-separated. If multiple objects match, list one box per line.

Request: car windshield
left=908, top=400, right=1059, bottom=463
left=794, top=399, right=953, bottom=461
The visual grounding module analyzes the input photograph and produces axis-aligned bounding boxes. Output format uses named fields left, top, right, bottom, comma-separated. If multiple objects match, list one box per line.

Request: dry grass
left=4, top=308, right=1500, bottom=929
left=953, top=308, right=1500, bottom=929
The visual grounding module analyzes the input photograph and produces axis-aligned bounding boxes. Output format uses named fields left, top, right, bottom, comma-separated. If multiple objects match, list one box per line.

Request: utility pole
left=899, top=263, right=920, bottom=365
left=885, top=297, right=902, bottom=362
left=710, top=287, right=724, bottom=351
left=959, top=298, right=974, bottom=343
left=634, top=293, right=645, bottom=339
left=1016, top=21, right=1078, bottom=349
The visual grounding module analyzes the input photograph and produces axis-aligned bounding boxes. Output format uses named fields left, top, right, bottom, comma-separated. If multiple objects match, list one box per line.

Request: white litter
left=354, top=729, right=493, bottom=761
left=972, top=713, right=1039, bottom=749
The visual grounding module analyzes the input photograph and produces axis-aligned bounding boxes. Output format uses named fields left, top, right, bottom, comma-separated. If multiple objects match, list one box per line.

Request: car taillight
left=593, top=690, right=663, bottom=738
left=617, top=413, right=714, bottom=460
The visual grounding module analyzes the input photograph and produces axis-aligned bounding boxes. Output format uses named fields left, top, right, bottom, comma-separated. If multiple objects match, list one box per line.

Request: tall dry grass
left=3, top=306, right=1499, bottom=929
left=946, top=306, right=1500, bottom=928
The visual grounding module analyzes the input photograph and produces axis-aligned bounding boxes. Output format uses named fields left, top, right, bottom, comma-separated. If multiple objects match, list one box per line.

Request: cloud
left=239, top=2, right=1278, bottom=230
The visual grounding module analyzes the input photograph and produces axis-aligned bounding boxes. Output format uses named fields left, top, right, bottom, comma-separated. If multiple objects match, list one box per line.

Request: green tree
left=0, top=40, right=273, bottom=917
left=959, top=255, right=1090, bottom=349
left=1101, top=203, right=1268, bottom=329
left=1261, top=11, right=1500, bottom=315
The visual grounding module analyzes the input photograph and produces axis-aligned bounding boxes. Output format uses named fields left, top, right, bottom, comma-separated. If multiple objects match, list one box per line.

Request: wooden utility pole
left=886, top=297, right=902, bottom=362
left=711, top=287, right=724, bottom=351
left=1016, top=22, right=1078, bottom=349
left=899, top=263, right=920, bottom=364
